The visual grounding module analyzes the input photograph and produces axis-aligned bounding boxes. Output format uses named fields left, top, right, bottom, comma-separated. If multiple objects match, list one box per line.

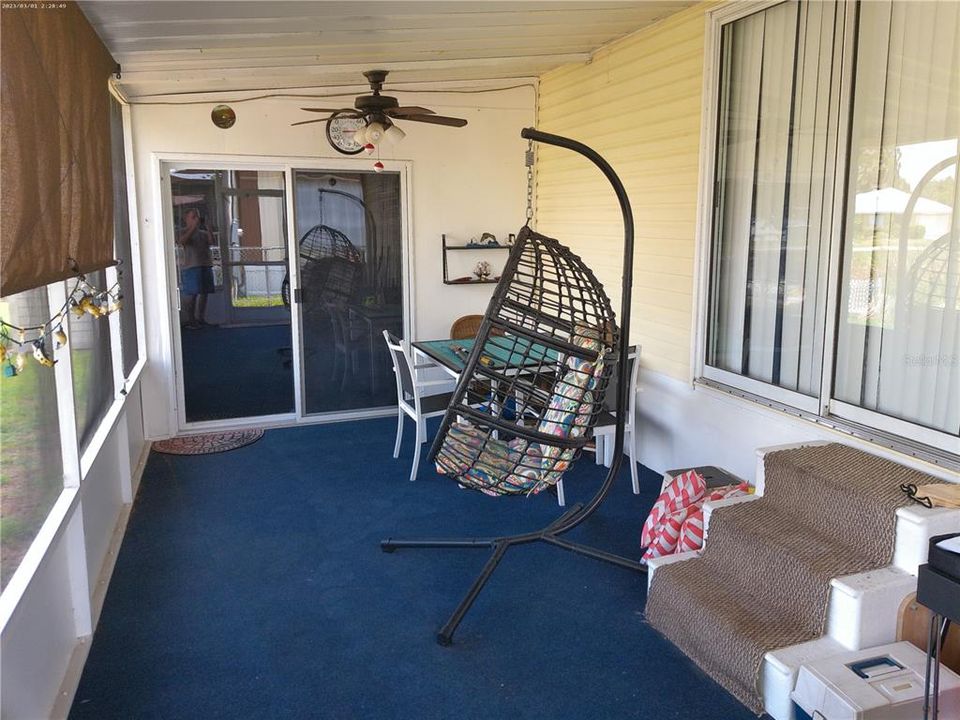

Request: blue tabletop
left=413, top=336, right=557, bottom=373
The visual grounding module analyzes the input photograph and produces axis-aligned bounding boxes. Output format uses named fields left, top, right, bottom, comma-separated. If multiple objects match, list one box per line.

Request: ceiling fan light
left=352, top=125, right=368, bottom=145
left=384, top=124, right=405, bottom=144
left=365, top=122, right=385, bottom=144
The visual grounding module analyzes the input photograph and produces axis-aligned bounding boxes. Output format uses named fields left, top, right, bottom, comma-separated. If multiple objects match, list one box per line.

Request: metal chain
left=525, top=139, right=535, bottom=224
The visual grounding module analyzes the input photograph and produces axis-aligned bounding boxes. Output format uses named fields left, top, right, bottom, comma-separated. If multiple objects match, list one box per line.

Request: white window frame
left=77, top=87, right=147, bottom=478
left=693, top=0, right=960, bottom=461
left=0, top=83, right=147, bottom=619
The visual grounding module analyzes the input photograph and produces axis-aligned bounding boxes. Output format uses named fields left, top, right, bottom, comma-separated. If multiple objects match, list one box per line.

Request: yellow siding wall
left=536, top=2, right=713, bottom=381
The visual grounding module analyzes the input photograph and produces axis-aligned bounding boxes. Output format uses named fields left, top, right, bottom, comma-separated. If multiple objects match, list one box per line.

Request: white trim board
left=48, top=439, right=151, bottom=720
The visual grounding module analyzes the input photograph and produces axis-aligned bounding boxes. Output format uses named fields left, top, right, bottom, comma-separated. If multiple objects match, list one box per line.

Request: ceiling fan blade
left=400, top=114, right=468, bottom=128
left=386, top=106, right=435, bottom=117
left=291, top=117, right=330, bottom=127
left=300, top=107, right=347, bottom=114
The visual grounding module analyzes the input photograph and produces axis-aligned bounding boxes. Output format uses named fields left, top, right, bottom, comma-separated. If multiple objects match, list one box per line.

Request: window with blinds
left=702, top=0, right=959, bottom=452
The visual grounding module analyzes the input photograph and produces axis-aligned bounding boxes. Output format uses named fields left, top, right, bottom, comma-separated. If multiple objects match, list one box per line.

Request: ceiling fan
left=292, top=70, right=468, bottom=156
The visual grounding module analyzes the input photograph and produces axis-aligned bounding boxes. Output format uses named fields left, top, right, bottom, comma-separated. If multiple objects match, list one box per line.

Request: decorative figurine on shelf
left=473, top=260, right=492, bottom=281
left=467, top=232, right=500, bottom=248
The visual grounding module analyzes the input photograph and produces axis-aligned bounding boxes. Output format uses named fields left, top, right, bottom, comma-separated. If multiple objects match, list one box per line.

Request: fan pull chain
left=525, top=139, right=535, bottom=225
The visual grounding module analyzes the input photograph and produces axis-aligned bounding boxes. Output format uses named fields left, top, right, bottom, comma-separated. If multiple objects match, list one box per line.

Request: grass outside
left=0, top=351, right=89, bottom=589
left=232, top=294, right=285, bottom=308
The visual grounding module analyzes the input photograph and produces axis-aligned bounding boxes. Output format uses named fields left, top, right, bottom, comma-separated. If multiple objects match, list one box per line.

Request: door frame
left=156, top=153, right=414, bottom=433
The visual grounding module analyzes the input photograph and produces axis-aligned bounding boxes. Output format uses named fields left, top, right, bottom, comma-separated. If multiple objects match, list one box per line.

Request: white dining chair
left=383, top=330, right=454, bottom=482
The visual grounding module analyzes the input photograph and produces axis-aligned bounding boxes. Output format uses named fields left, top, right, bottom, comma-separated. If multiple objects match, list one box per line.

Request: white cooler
left=791, top=641, right=960, bottom=719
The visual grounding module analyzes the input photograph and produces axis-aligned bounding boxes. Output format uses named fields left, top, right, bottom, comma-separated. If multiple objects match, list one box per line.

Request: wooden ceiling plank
left=120, top=65, right=548, bottom=98
left=119, top=53, right=590, bottom=86
left=95, top=15, right=668, bottom=44
left=91, top=6, right=680, bottom=39
left=81, top=1, right=661, bottom=25
left=105, top=27, right=623, bottom=51
left=119, top=49, right=601, bottom=77
left=106, top=32, right=621, bottom=58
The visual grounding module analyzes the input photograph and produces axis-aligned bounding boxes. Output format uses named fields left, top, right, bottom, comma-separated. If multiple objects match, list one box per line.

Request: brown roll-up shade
left=1, top=2, right=118, bottom=297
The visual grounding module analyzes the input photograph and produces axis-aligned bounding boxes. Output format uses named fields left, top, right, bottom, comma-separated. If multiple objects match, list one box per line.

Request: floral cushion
left=435, top=325, right=608, bottom=495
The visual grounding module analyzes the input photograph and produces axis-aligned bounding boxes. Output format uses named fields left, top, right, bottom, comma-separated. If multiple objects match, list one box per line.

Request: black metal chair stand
left=381, top=127, right=639, bottom=646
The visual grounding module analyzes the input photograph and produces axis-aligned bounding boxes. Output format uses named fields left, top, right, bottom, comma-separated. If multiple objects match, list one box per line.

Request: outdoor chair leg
left=594, top=435, right=604, bottom=465
left=393, top=411, right=404, bottom=459
left=410, top=417, right=423, bottom=482
left=628, top=429, right=640, bottom=494
left=556, top=479, right=566, bottom=507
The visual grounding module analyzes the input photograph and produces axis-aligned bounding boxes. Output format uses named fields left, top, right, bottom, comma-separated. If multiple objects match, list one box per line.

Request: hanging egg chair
left=431, top=225, right=618, bottom=496
left=382, top=128, right=637, bottom=647
left=284, top=224, right=363, bottom=307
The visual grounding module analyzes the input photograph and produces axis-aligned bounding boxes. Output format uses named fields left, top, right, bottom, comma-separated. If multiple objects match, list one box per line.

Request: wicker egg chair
left=433, top=226, right=617, bottom=497
left=382, top=128, right=637, bottom=646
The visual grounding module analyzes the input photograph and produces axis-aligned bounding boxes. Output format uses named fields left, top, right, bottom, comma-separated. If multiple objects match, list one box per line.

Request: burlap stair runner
left=645, top=443, right=942, bottom=714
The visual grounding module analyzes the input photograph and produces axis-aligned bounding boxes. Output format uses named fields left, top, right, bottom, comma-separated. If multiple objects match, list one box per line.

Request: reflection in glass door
left=168, top=167, right=295, bottom=422
left=292, top=170, right=404, bottom=414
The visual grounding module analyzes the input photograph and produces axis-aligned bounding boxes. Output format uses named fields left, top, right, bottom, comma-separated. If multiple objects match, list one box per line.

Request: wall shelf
left=442, top=233, right=511, bottom=286
left=444, top=277, right=501, bottom=286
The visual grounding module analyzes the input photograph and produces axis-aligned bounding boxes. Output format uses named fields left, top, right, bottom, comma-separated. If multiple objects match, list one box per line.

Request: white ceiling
left=80, top=1, right=695, bottom=98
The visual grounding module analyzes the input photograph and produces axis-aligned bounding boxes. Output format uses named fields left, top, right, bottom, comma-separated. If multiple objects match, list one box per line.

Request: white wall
left=635, top=371, right=959, bottom=484
left=129, top=84, right=536, bottom=439
left=0, top=384, right=150, bottom=720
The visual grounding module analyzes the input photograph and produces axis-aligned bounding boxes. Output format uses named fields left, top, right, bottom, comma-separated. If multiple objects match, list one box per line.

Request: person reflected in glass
left=178, top=208, right=215, bottom=329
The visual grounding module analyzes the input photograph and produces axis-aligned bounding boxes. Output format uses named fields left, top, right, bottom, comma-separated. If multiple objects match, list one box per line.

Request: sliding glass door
left=167, top=167, right=295, bottom=423
left=292, top=170, right=405, bottom=414
left=165, top=163, right=408, bottom=427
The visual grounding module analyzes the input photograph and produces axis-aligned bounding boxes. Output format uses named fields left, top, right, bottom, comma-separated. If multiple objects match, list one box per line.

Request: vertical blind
left=708, top=0, right=844, bottom=396
left=834, top=0, right=959, bottom=435
left=707, top=0, right=959, bottom=441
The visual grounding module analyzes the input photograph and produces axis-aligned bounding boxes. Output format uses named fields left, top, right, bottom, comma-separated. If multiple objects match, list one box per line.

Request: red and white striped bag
left=677, top=508, right=705, bottom=553
left=642, top=506, right=691, bottom=561
left=674, top=483, right=751, bottom=554
left=640, top=469, right=706, bottom=547
left=706, top=482, right=750, bottom=504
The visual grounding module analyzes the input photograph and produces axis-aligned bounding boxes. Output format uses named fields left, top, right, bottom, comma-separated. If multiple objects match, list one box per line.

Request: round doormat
left=153, top=429, right=264, bottom=456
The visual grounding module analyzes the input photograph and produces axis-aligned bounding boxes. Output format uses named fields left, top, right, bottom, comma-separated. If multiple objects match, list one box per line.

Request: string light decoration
left=0, top=260, right=123, bottom=377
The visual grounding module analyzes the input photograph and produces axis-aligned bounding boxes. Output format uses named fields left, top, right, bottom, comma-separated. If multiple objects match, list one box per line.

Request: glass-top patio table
left=412, top=335, right=558, bottom=378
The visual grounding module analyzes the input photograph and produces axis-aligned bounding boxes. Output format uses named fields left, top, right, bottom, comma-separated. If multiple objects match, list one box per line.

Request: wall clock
left=326, top=111, right=366, bottom=155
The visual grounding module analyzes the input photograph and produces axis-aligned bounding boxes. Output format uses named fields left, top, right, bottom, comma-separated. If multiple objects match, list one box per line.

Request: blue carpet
left=181, top=322, right=400, bottom=421
left=181, top=324, right=295, bottom=421
left=70, top=418, right=763, bottom=719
